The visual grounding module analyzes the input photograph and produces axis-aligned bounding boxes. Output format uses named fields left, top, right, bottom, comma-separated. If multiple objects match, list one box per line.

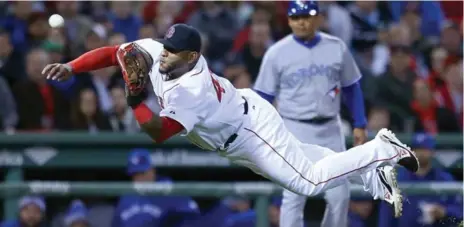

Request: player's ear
left=187, top=51, right=199, bottom=64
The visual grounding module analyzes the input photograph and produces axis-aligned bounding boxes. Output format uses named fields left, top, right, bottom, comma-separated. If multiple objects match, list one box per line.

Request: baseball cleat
left=376, top=128, right=420, bottom=173
left=377, top=166, right=403, bottom=218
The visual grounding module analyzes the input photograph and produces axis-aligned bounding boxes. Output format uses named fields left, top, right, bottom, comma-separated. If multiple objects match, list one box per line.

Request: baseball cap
left=64, top=200, right=88, bottom=226
left=157, top=23, right=202, bottom=53
left=411, top=133, right=435, bottom=150
left=288, top=1, right=319, bottom=17
left=19, top=196, right=46, bottom=212
left=127, top=149, right=153, bottom=175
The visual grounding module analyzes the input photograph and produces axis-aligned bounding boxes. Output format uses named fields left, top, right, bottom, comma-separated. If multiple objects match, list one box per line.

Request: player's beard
left=159, top=60, right=190, bottom=81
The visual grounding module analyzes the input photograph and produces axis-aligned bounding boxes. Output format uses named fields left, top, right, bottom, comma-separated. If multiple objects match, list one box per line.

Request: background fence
left=0, top=132, right=462, bottom=226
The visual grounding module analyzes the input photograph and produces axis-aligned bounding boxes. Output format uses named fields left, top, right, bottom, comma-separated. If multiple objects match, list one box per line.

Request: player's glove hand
left=125, top=86, right=148, bottom=108
left=116, top=43, right=152, bottom=95
left=41, top=63, right=73, bottom=81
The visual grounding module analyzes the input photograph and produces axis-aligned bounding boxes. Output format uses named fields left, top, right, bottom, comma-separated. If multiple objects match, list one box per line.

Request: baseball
left=48, top=14, right=65, bottom=28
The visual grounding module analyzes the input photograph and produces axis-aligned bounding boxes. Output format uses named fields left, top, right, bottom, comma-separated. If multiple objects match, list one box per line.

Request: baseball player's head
left=411, top=133, right=435, bottom=168
left=18, top=196, right=46, bottom=227
left=64, top=200, right=89, bottom=227
left=158, top=23, right=202, bottom=78
left=287, top=1, right=322, bottom=39
left=127, top=149, right=156, bottom=182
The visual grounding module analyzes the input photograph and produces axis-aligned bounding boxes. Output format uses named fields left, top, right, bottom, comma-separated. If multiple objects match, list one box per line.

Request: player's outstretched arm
left=126, top=87, right=184, bottom=143
left=41, top=45, right=120, bottom=81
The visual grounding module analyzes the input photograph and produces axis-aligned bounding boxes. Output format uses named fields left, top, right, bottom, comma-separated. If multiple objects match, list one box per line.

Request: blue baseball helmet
left=287, top=1, right=319, bottom=17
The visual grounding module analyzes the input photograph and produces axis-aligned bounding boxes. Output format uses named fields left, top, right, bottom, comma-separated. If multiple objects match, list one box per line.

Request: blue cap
left=64, top=200, right=88, bottom=226
left=288, top=1, right=319, bottom=17
left=158, top=23, right=202, bottom=53
left=19, top=196, right=46, bottom=212
left=127, top=149, right=153, bottom=175
left=412, top=133, right=435, bottom=150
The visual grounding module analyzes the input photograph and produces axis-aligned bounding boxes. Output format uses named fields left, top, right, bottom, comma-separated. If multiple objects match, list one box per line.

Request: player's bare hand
left=353, top=128, right=367, bottom=146
left=41, top=63, right=73, bottom=81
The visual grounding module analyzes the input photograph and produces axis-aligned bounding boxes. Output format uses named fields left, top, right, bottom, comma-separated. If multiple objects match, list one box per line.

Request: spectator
left=63, top=200, right=90, bottom=227
left=85, top=24, right=107, bottom=51
left=435, top=60, right=463, bottom=128
left=372, top=23, right=411, bottom=77
left=70, top=88, right=112, bottom=132
left=0, top=2, right=42, bottom=52
left=0, top=76, right=17, bottom=133
left=26, top=12, right=49, bottom=51
left=440, top=21, right=463, bottom=58
left=112, top=149, right=200, bottom=227
left=375, top=44, right=417, bottom=131
left=55, top=1, right=94, bottom=58
left=0, top=29, right=25, bottom=85
left=378, top=133, right=463, bottom=227
left=108, top=1, right=142, bottom=42
left=0, top=196, right=47, bottom=227
left=42, top=41, right=65, bottom=64
left=231, top=6, right=272, bottom=53
left=187, top=2, right=239, bottom=61
left=138, top=24, right=157, bottom=40
left=348, top=197, right=374, bottom=227
left=347, top=1, right=390, bottom=53
left=388, top=2, right=445, bottom=38
left=411, top=79, right=460, bottom=134
left=237, top=22, right=273, bottom=83
left=427, top=47, right=449, bottom=89
left=12, top=48, right=70, bottom=131
left=366, top=106, right=392, bottom=134
left=318, top=1, right=353, bottom=45
left=399, top=10, right=430, bottom=78
left=108, top=85, right=139, bottom=133
left=151, top=2, right=182, bottom=37
left=108, top=32, right=126, bottom=46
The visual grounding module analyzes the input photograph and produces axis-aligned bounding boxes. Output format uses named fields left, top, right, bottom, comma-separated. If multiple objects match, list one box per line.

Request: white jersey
left=120, top=39, right=246, bottom=151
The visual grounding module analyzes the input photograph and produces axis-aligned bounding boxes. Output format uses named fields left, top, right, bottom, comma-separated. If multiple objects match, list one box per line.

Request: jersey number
left=210, top=71, right=225, bottom=102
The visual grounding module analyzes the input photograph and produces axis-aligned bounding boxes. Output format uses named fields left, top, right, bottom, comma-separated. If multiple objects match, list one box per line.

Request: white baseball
left=48, top=14, right=65, bottom=28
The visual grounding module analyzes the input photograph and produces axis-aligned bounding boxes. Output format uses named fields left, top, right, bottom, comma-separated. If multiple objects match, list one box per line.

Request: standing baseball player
left=42, top=23, right=419, bottom=219
left=253, top=1, right=367, bottom=227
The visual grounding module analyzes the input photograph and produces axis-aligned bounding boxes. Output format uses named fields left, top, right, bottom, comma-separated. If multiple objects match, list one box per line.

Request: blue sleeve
left=254, top=90, right=275, bottom=103
left=377, top=202, right=396, bottom=227
left=341, top=81, right=367, bottom=128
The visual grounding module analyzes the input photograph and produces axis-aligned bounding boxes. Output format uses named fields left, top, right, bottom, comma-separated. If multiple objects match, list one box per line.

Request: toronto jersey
left=253, top=32, right=362, bottom=120
left=120, top=39, right=246, bottom=151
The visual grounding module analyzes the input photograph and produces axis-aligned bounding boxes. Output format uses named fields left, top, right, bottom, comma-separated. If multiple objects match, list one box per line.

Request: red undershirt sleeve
left=68, top=46, right=120, bottom=74
left=133, top=103, right=185, bottom=143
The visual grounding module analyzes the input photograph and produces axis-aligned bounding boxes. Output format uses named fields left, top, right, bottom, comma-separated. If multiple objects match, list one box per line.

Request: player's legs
left=280, top=118, right=349, bottom=227
left=230, top=89, right=418, bottom=212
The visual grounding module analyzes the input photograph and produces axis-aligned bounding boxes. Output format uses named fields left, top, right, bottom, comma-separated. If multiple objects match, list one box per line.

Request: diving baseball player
left=253, top=1, right=366, bottom=227
left=42, top=23, right=419, bottom=218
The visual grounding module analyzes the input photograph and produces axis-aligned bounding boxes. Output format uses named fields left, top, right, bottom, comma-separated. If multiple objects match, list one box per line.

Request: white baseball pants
left=220, top=89, right=394, bottom=212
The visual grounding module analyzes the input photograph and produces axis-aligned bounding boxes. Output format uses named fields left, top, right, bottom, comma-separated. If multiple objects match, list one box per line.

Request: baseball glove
left=116, top=42, right=153, bottom=95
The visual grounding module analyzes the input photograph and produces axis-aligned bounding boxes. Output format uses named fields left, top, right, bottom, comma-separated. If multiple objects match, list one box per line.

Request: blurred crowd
left=0, top=1, right=462, bottom=135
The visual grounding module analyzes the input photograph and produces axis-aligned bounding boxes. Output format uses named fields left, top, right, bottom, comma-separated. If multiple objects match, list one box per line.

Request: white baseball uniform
left=253, top=32, right=360, bottom=227
left=119, top=38, right=397, bottom=206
